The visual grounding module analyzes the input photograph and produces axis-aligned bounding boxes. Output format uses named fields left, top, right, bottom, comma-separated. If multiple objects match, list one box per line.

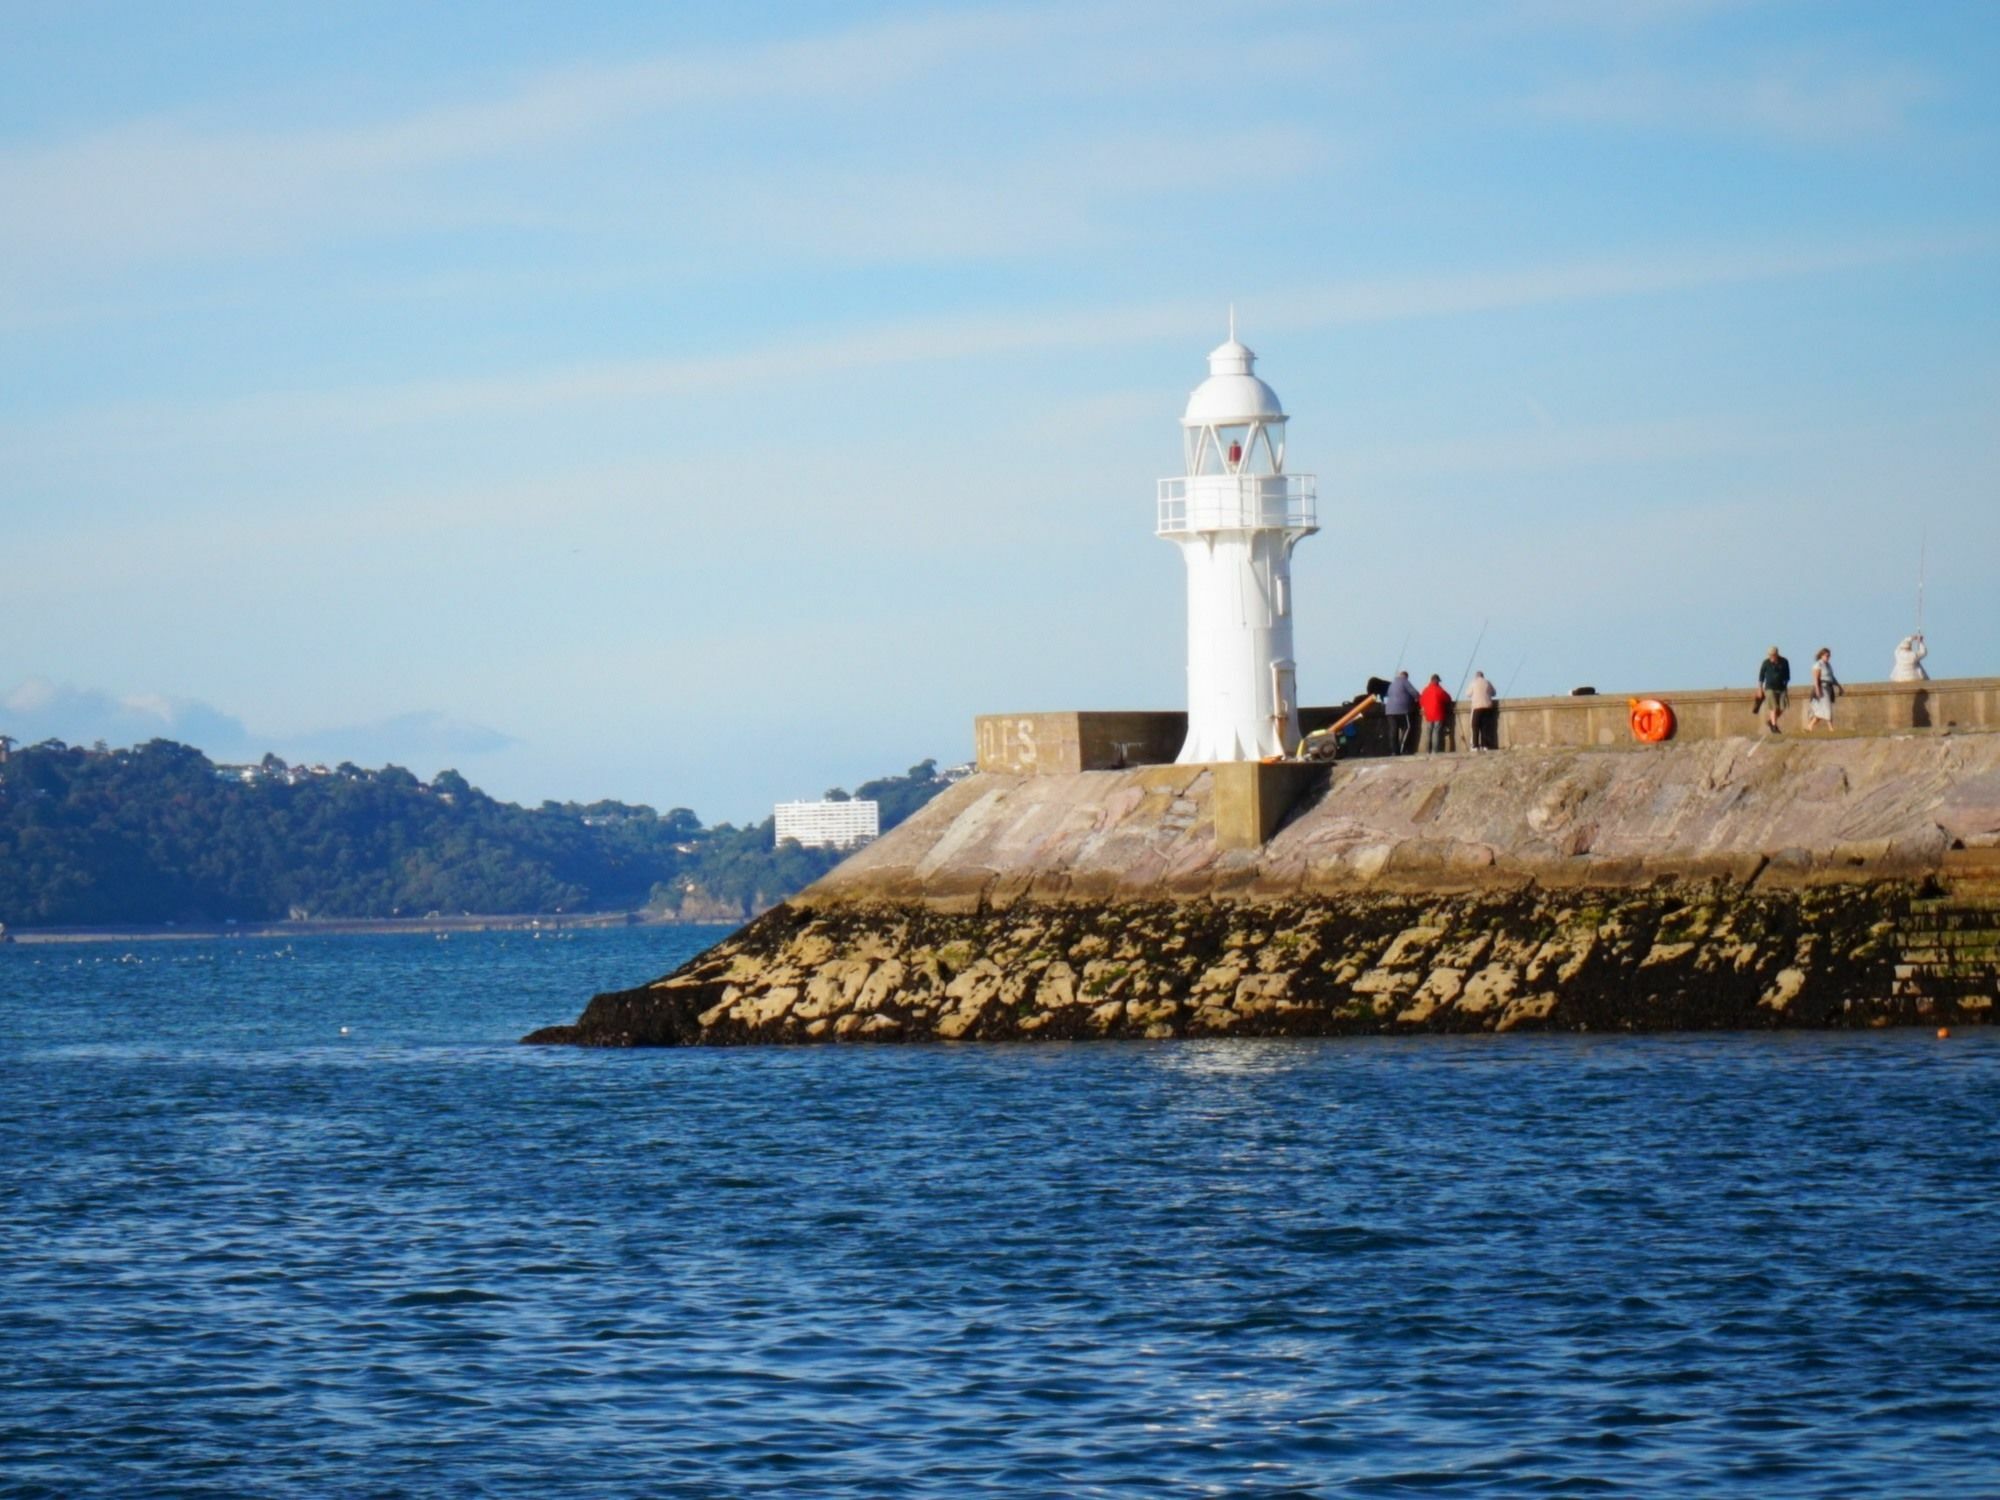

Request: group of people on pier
left=1379, top=669, right=1498, bottom=757
left=1756, top=634, right=1929, bottom=735
left=1369, top=633, right=1933, bottom=755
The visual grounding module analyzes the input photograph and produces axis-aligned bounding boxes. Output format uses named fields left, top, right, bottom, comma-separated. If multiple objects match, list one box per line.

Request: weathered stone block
left=1457, top=964, right=1519, bottom=1015
left=1379, top=925, right=1446, bottom=967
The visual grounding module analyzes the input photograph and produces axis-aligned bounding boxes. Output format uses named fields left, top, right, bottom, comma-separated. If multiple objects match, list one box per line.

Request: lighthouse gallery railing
left=1157, top=474, right=1317, bottom=536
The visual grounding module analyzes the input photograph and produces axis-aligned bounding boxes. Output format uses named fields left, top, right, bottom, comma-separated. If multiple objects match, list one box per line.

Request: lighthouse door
left=1271, top=659, right=1297, bottom=744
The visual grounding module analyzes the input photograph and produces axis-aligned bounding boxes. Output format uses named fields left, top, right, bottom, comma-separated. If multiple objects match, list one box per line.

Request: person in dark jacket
left=1382, top=670, right=1421, bottom=755
left=1756, top=646, right=1791, bottom=733
left=1419, top=674, right=1454, bottom=754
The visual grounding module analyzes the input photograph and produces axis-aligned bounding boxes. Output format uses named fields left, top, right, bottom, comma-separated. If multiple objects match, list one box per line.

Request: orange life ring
left=1629, top=697, right=1675, bottom=744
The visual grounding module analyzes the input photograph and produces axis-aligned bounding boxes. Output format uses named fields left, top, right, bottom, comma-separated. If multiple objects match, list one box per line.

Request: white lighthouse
left=1158, top=320, right=1318, bottom=762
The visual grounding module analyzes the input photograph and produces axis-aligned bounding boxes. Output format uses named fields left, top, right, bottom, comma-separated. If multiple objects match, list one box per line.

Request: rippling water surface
left=4, top=929, right=1998, bottom=1497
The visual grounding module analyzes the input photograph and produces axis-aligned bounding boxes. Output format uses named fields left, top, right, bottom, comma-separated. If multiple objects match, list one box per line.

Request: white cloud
left=0, top=678, right=514, bottom=770
left=1507, top=0, right=1760, bottom=31
left=1278, top=232, right=1998, bottom=324
left=0, top=0, right=1339, bottom=297
left=2, top=678, right=255, bottom=754
left=11, top=228, right=1988, bottom=455
left=280, top=711, right=518, bottom=768
left=0, top=10, right=993, bottom=265
left=1529, top=57, right=1940, bottom=146
left=1344, top=416, right=1780, bottom=483
left=661, top=125, right=1328, bottom=265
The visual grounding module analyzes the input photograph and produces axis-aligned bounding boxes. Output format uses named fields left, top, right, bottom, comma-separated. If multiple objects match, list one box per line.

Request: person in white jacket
left=1804, top=648, right=1840, bottom=732
left=1465, top=671, right=1499, bottom=751
left=1892, top=634, right=1929, bottom=682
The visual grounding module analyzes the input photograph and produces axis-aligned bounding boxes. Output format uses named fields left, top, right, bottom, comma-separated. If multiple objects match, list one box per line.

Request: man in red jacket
left=1420, top=673, right=1454, bottom=754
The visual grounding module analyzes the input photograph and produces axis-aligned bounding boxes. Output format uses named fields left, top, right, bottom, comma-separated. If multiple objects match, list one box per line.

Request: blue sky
left=3, top=0, right=1996, bottom=821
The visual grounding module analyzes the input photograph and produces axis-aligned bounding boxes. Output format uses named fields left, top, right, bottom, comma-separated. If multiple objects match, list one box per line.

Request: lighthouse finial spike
left=1228, top=303, right=1237, bottom=342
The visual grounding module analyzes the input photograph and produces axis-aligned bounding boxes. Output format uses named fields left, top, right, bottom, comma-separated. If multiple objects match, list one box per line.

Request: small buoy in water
left=339, top=1026, right=350, bottom=1036
left=1937, top=1026, right=1951, bottom=1039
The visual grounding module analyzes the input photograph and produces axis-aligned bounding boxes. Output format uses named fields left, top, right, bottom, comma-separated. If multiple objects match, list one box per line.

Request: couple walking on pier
left=1383, top=669, right=1499, bottom=755
left=1757, top=646, right=1841, bottom=733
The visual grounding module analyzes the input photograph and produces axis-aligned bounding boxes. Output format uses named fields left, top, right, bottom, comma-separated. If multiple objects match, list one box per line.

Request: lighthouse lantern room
left=1158, top=320, right=1319, bottom=762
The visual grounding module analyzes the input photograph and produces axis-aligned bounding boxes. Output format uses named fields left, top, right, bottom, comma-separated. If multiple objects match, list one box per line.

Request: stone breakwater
left=527, top=737, right=2000, bottom=1046
left=524, top=885, right=1996, bottom=1045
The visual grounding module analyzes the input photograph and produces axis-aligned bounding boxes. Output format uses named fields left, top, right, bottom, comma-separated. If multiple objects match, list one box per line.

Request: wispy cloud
left=13, top=229, right=1988, bottom=454
left=0, top=678, right=516, bottom=769
left=0, top=8, right=1032, bottom=264
left=281, top=711, right=518, bottom=767
left=1529, top=57, right=1940, bottom=146
left=0, top=0, right=1341, bottom=300
left=1344, top=416, right=1781, bottom=483
left=1507, top=0, right=1761, bottom=32
left=2, top=679, right=254, bottom=755
left=1279, top=232, right=1994, bottom=322
left=661, top=125, right=1327, bottom=264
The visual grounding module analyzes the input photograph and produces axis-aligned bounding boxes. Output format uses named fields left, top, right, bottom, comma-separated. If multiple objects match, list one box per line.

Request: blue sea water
left=3, top=930, right=1998, bottom=1498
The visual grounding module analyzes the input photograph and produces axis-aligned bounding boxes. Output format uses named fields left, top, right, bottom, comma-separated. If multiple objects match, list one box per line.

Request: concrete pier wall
left=826, top=735, right=2000, bottom=906
left=1487, top=677, right=2000, bottom=750
left=974, top=678, right=2000, bottom=773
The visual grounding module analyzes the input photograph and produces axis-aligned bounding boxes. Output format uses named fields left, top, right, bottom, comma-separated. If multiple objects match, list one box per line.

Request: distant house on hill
left=774, top=799, right=880, bottom=850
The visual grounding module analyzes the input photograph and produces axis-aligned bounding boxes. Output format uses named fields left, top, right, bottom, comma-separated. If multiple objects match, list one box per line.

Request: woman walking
left=1805, top=647, right=1840, bottom=732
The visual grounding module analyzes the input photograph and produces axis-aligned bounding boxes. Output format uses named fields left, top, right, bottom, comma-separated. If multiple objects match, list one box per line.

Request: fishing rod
left=1917, top=525, right=1927, bottom=636
left=1393, top=627, right=1412, bottom=675
left=1456, top=617, right=1489, bottom=699
left=1502, top=651, right=1528, bottom=699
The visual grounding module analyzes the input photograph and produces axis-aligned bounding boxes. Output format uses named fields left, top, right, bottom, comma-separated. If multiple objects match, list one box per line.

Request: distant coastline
left=4, top=909, right=744, bottom=946
left=0, top=738, right=956, bottom=934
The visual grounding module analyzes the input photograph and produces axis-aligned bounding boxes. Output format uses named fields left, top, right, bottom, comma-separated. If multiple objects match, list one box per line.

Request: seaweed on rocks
left=523, top=882, right=1994, bottom=1046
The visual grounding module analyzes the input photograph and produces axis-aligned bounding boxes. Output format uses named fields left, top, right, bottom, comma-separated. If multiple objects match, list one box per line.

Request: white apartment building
left=774, top=798, right=880, bottom=850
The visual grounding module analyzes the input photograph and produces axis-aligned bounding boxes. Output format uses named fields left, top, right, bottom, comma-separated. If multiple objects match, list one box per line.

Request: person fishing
left=1892, top=634, right=1929, bottom=681
left=1382, top=670, right=1422, bottom=755
left=1465, top=670, right=1499, bottom=751
left=1420, top=673, right=1454, bottom=755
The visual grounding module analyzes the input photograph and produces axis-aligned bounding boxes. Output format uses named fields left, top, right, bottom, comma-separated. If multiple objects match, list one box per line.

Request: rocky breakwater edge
left=526, top=736, right=2000, bottom=1045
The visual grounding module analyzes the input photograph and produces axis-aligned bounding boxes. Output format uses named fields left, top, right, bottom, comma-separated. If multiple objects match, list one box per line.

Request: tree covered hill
left=0, top=738, right=956, bottom=928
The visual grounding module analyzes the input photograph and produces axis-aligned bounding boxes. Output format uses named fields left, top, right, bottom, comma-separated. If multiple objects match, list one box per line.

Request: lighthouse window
left=1227, top=426, right=1278, bottom=476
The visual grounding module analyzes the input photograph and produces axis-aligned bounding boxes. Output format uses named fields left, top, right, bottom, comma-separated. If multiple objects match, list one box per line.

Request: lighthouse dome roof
left=1181, top=333, right=1286, bottom=426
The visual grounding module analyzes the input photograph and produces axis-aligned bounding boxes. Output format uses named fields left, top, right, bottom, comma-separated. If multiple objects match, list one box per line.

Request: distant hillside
left=0, top=739, right=956, bottom=928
